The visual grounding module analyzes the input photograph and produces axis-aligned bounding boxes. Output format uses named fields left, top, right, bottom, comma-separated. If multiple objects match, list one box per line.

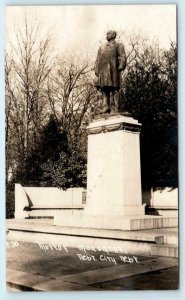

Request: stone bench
left=146, top=188, right=178, bottom=217
left=14, top=184, right=85, bottom=219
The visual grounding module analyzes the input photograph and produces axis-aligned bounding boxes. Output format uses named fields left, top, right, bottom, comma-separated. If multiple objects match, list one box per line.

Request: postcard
left=5, top=5, right=178, bottom=291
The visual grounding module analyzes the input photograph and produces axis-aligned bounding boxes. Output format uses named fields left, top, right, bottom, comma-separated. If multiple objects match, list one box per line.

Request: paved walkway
left=6, top=240, right=179, bottom=291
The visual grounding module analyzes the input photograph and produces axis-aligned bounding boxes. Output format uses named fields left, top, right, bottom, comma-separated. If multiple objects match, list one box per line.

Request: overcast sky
left=5, top=5, right=176, bottom=60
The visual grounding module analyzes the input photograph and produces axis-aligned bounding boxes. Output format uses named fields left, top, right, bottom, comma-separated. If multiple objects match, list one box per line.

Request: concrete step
left=165, top=234, right=178, bottom=246
left=7, top=219, right=164, bottom=243
left=7, top=219, right=167, bottom=256
left=7, top=219, right=179, bottom=257
left=54, top=214, right=178, bottom=231
left=6, top=269, right=102, bottom=291
left=151, top=244, right=178, bottom=258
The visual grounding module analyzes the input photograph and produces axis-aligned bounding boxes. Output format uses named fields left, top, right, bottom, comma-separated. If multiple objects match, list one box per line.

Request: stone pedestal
left=85, top=114, right=145, bottom=216
left=54, top=114, right=148, bottom=230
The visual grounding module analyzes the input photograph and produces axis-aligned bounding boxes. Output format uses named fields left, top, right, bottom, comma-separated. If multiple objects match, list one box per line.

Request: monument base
left=54, top=212, right=177, bottom=231
left=83, top=204, right=145, bottom=217
left=85, top=114, right=144, bottom=216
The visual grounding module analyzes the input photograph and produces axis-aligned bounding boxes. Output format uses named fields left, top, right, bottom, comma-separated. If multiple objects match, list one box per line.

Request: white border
left=1, top=1, right=184, bottom=299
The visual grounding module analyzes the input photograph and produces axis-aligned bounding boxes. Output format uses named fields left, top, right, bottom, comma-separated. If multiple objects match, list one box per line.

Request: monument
left=54, top=31, right=176, bottom=230
left=54, top=30, right=146, bottom=230
left=84, top=30, right=145, bottom=219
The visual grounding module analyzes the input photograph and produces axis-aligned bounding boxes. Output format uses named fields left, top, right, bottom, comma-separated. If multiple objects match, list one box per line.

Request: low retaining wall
left=14, top=184, right=85, bottom=219
left=143, top=188, right=178, bottom=217
left=14, top=184, right=178, bottom=219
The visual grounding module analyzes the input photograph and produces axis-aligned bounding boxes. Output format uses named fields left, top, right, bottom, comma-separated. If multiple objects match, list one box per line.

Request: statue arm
left=118, top=43, right=127, bottom=71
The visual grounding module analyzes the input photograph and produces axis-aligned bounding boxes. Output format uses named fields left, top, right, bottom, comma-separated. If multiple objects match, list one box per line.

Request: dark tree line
left=122, top=42, right=177, bottom=190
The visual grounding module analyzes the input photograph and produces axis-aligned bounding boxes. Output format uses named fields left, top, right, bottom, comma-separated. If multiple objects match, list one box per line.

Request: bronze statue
left=95, top=30, right=126, bottom=114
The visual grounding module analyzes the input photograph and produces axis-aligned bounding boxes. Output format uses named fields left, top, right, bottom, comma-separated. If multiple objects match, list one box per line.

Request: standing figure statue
left=95, top=30, right=126, bottom=114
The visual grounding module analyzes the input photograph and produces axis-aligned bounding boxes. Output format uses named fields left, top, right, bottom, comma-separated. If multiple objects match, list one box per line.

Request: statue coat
left=95, top=41, right=126, bottom=89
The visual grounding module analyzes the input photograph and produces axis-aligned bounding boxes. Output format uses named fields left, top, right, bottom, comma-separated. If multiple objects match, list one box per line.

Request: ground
left=6, top=240, right=179, bottom=291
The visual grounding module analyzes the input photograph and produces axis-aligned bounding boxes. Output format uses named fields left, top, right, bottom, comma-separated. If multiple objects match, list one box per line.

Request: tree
left=14, top=115, right=87, bottom=189
left=41, top=138, right=87, bottom=189
left=14, top=115, right=68, bottom=186
left=122, top=42, right=177, bottom=189
left=46, top=54, right=98, bottom=142
left=5, top=14, right=55, bottom=184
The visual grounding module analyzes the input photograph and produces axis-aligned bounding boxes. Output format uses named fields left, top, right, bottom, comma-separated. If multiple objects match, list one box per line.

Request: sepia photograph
left=5, top=4, right=178, bottom=291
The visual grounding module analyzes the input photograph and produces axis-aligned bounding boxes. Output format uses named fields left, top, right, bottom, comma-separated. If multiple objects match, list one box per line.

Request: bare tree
left=5, top=13, right=55, bottom=182
left=46, top=54, right=98, bottom=143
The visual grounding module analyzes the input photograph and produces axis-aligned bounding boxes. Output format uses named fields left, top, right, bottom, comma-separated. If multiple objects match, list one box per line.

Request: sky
left=5, top=5, right=176, bottom=61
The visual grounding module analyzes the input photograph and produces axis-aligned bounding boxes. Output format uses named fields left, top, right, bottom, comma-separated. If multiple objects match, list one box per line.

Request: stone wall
left=14, top=184, right=84, bottom=219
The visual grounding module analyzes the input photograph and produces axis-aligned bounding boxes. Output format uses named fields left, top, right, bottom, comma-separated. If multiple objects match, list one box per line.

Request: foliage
left=13, top=115, right=67, bottom=185
left=6, top=185, right=15, bottom=219
left=13, top=115, right=87, bottom=189
left=122, top=42, right=177, bottom=189
left=41, top=138, right=87, bottom=189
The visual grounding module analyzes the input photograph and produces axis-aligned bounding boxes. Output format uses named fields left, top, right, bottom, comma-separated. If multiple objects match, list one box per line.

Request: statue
left=95, top=30, right=126, bottom=114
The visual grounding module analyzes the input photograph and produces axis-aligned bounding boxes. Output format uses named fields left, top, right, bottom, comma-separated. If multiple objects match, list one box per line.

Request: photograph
left=5, top=4, right=178, bottom=291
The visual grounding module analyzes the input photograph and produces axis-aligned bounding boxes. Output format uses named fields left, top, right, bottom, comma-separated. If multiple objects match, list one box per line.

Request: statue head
left=106, top=30, right=117, bottom=41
